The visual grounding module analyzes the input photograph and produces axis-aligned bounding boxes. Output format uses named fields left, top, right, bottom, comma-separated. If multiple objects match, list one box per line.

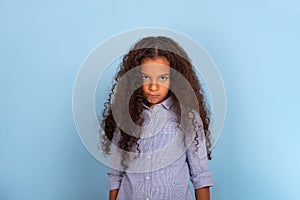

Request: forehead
left=140, top=57, right=170, bottom=75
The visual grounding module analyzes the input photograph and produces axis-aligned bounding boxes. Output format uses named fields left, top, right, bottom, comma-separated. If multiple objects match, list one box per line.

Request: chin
left=147, top=100, right=159, bottom=105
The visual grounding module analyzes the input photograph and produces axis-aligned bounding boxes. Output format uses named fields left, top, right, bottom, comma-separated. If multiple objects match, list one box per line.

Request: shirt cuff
left=107, top=171, right=124, bottom=190
left=192, top=171, right=214, bottom=189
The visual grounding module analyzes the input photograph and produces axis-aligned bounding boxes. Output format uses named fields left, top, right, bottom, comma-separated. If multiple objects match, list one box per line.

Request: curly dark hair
left=100, top=36, right=212, bottom=169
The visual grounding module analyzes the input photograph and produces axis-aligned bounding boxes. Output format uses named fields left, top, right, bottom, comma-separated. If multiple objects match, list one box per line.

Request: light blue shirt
left=107, top=97, right=213, bottom=200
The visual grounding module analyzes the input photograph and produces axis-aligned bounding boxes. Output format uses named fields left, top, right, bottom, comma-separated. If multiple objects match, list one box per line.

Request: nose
left=149, top=82, right=159, bottom=91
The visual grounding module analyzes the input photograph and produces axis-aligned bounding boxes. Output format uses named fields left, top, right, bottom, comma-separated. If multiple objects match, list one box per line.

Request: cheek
left=142, top=84, right=148, bottom=92
left=162, top=80, right=170, bottom=88
left=162, top=87, right=170, bottom=94
left=159, top=84, right=170, bottom=94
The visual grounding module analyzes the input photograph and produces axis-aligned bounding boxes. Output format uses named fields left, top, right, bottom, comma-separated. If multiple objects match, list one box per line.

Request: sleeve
left=107, top=168, right=124, bottom=190
left=106, top=128, right=125, bottom=190
left=186, top=111, right=213, bottom=189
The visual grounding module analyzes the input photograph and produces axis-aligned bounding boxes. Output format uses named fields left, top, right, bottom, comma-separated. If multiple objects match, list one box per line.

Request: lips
left=147, top=94, right=160, bottom=98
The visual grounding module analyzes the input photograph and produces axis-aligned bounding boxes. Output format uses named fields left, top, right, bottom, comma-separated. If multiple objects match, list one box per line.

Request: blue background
left=1, top=0, right=299, bottom=199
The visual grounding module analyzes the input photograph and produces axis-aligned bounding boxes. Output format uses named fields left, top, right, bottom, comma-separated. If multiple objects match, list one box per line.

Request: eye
left=142, top=75, right=149, bottom=80
left=160, top=76, right=169, bottom=81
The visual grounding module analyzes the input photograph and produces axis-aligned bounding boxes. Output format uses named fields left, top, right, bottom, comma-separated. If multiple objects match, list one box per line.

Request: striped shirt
left=107, top=97, right=213, bottom=200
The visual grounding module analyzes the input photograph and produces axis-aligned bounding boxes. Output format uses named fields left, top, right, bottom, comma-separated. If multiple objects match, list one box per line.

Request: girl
left=101, top=36, right=213, bottom=200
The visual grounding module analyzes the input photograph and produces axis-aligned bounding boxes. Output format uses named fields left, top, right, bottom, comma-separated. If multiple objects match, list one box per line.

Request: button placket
left=145, top=166, right=151, bottom=199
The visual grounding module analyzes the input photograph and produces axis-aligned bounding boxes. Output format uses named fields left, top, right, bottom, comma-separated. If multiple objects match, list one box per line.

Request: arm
left=109, top=189, right=119, bottom=200
left=107, top=166, right=124, bottom=200
left=107, top=168, right=123, bottom=200
left=107, top=128, right=123, bottom=200
left=186, top=111, right=213, bottom=198
left=195, top=186, right=210, bottom=200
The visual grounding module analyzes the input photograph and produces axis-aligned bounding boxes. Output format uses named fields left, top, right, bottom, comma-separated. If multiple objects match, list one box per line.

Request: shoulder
left=111, top=127, right=121, bottom=145
left=181, top=106, right=204, bottom=128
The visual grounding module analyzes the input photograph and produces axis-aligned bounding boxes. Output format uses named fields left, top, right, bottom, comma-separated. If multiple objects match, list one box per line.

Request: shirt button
left=146, top=176, right=149, bottom=180
left=147, top=155, right=151, bottom=159
left=146, top=198, right=150, bottom=200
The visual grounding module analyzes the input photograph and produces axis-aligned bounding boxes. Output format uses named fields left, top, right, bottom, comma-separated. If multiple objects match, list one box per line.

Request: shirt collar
left=161, top=95, right=173, bottom=110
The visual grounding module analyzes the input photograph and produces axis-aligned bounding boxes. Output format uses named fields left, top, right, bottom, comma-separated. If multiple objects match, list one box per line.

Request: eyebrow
left=141, top=72, right=170, bottom=76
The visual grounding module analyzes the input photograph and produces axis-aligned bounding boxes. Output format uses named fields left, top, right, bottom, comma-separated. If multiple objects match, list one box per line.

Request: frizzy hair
left=100, top=36, right=212, bottom=169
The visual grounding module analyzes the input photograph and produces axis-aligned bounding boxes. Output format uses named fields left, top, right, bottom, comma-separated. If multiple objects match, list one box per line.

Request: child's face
left=140, top=57, right=170, bottom=108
